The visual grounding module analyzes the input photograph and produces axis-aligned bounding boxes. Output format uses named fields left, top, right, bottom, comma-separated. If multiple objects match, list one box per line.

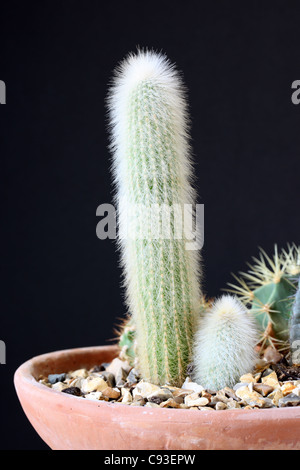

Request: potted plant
left=14, top=50, right=300, bottom=450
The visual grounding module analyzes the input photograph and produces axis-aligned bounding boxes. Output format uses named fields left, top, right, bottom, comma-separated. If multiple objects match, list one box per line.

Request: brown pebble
left=253, top=383, right=274, bottom=397
left=102, top=387, right=121, bottom=399
left=215, top=402, right=227, bottom=410
left=263, top=346, right=283, bottom=364
left=201, top=391, right=212, bottom=402
left=159, top=398, right=181, bottom=408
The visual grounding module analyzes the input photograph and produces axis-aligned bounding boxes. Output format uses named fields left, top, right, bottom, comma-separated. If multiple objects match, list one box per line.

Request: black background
left=1, top=1, right=299, bottom=449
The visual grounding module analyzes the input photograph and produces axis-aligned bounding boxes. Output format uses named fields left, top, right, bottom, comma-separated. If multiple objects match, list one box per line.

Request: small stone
left=61, top=386, right=82, bottom=396
left=253, top=383, right=274, bottom=397
left=222, top=387, right=239, bottom=401
left=254, top=373, right=262, bottom=382
left=130, top=398, right=146, bottom=407
left=261, top=371, right=280, bottom=388
left=235, top=385, right=267, bottom=408
left=147, top=388, right=173, bottom=404
left=201, top=391, right=212, bottom=403
left=64, top=377, right=74, bottom=385
left=259, top=397, right=274, bottom=408
left=121, top=388, right=133, bottom=404
left=184, top=393, right=209, bottom=407
left=171, top=387, right=194, bottom=398
left=69, top=377, right=84, bottom=389
left=255, top=359, right=269, bottom=371
left=181, top=377, right=204, bottom=393
left=102, top=387, right=121, bottom=400
left=126, top=368, right=140, bottom=385
left=81, top=376, right=108, bottom=394
left=39, top=379, right=51, bottom=387
left=133, top=381, right=160, bottom=399
left=240, top=373, right=256, bottom=383
left=159, top=398, right=181, bottom=408
left=215, top=402, right=227, bottom=410
left=145, top=402, right=160, bottom=408
left=293, top=387, right=300, bottom=397
left=233, top=382, right=250, bottom=391
left=115, top=368, right=129, bottom=387
left=262, top=368, right=274, bottom=377
left=263, top=346, right=283, bottom=364
left=206, top=389, right=217, bottom=395
left=106, top=358, right=132, bottom=376
left=52, top=381, right=69, bottom=392
left=210, top=391, right=229, bottom=405
left=226, top=398, right=241, bottom=409
left=198, top=406, right=215, bottom=411
left=85, top=392, right=102, bottom=401
left=281, top=382, right=296, bottom=396
left=94, top=371, right=115, bottom=388
left=268, top=389, right=284, bottom=406
left=278, top=393, right=300, bottom=407
left=48, top=373, right=66, bottom=384
left=133, top=393, right=142, bottom=400
left=173, top=396, right=184, bottom=404
left=69, top=369, right=88, bottom=379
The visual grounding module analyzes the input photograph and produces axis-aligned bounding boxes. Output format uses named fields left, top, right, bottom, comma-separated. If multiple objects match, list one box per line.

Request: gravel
left=38, top=354, right=300, bottom=411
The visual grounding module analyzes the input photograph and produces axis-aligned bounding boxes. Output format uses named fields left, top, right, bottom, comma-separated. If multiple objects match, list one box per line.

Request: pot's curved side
left=14, top=346, right=300, bottom=450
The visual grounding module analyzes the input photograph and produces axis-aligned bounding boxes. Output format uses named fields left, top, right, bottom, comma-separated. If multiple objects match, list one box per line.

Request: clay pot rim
left=14, top=344, right=298, bottom=417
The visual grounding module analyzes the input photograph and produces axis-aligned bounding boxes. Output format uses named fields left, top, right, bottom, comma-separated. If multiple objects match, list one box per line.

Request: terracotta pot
left=14, top=345, right=300, bottom=450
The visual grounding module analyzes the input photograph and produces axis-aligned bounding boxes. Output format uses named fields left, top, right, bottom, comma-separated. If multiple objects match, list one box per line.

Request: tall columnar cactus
left=290, top=278, right=300, bottom=365
left=116, top=296, right=213, bottom=367
left=227, top=245, right=300, bottom=348
left=108, top=51, right=202, bottom=386
left=193, top=295, right=258, bottom=390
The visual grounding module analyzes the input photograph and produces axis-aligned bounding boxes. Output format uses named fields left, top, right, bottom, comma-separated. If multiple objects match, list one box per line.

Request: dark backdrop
left=1, top=1, right=299, bottom=449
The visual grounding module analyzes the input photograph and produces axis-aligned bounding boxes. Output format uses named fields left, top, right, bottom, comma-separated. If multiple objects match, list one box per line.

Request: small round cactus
left=115, top=316, right=136, bottom=366
left=192, top=295, right=258, bottom=390
left=227, top=244, right=300, bottom=348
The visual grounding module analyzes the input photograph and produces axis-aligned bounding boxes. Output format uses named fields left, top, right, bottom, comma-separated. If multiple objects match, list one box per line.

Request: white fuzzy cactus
left=193, top=295, right=258, bottom=390
left=108, top=50, right=202, bottom=386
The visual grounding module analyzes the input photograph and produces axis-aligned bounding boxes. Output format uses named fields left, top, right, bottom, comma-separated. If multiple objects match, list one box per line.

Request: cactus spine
left=108, top=51, right=201, bottom=386
left=290, top=278, right=300, bottom=365
left=193, top=295, right=258, bottom=390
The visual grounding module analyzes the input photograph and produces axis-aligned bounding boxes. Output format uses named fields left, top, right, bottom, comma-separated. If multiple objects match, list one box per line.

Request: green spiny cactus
left=115, top=316, right=136, bottom=366
left=108, top=51, right=202, bottom=386
left=290, top=278, right=300, bottom=365
left=227, top=244, right=300, bottom=348
left=193, top=295, right=258, bottom=390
